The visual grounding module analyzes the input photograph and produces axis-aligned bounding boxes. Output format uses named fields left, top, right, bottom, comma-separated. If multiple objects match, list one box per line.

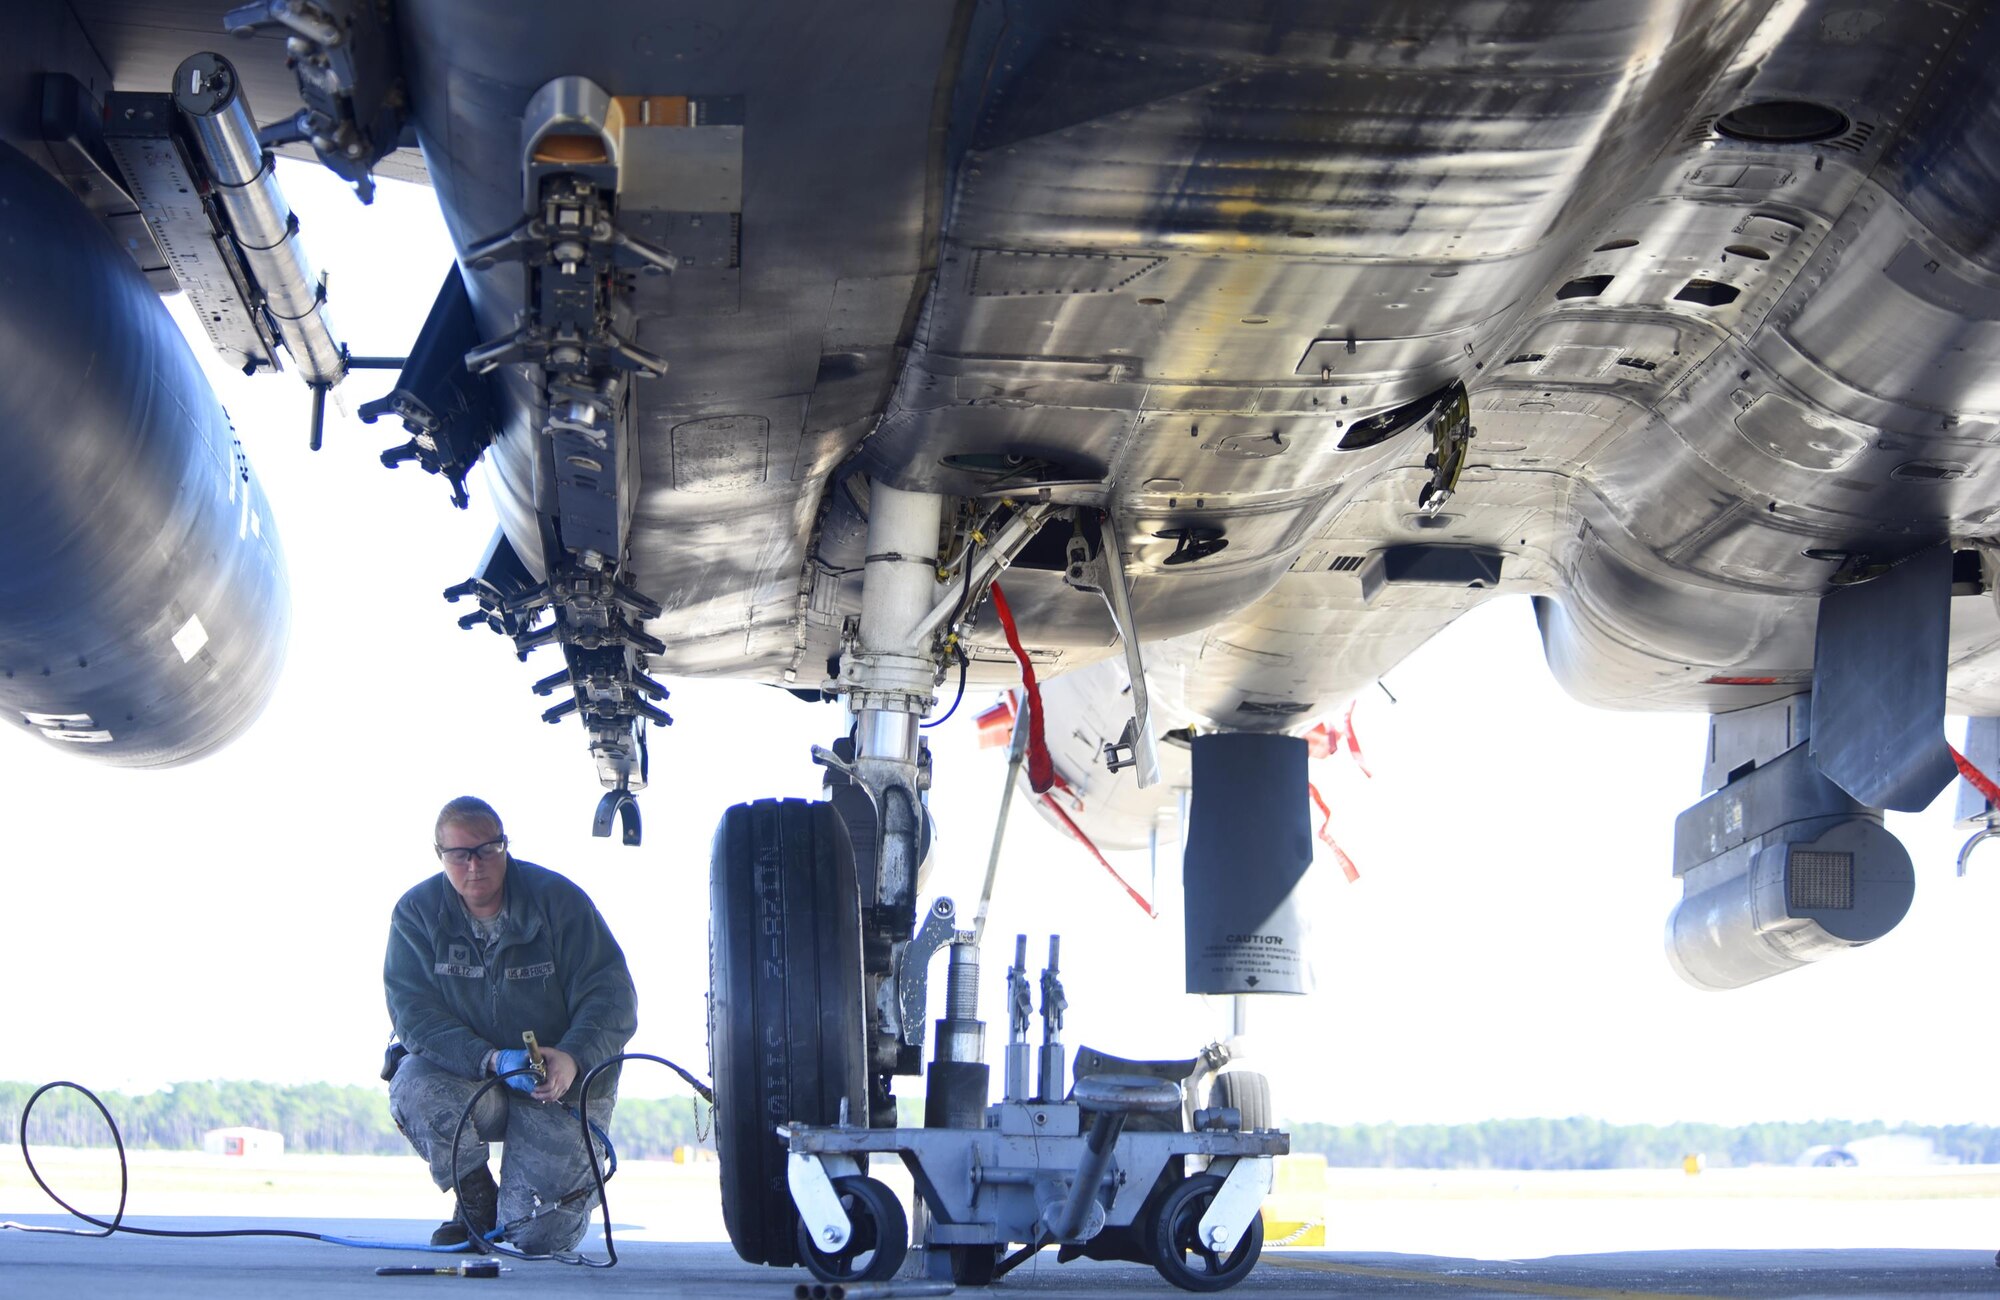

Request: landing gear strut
left=711, top=482, right=956, bottom=1268
left=837, top=483, right=951, bottom=1106
left=707, top=482, right=1291, bottom=1288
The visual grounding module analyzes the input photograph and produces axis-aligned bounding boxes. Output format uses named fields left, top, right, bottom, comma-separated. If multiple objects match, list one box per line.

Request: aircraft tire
left=1209, top=1071, right=1274, bottom=1132
left=710, top=798, right=869, bottom=1267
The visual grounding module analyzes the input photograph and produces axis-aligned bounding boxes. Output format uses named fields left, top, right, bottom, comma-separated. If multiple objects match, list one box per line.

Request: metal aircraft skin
left=3, top=1, right=1999, bottom=975
left=11, top=0, right=2000, bottom=1280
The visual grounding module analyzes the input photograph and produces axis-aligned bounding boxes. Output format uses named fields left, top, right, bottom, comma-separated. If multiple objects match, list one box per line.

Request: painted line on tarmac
left=1265, top=1256, right=1724, bottom=1298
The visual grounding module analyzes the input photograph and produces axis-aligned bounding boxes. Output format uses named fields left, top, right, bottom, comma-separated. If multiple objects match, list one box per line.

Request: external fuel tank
left=0, top=140, right=289, bottom=766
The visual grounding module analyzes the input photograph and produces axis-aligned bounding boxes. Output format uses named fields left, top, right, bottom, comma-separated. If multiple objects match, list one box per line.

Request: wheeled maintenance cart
left=781, top=921, right=1290, bottom=1292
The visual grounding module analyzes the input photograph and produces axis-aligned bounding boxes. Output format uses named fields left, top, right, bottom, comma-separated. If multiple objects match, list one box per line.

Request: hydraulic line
left=921, top=643, right=970, bottom=730
left=921, top=555, right=978, bottom=732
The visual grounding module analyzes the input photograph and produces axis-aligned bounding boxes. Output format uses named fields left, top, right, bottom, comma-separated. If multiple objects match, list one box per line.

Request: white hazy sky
left=6, top=163, right=1998, bottom=1129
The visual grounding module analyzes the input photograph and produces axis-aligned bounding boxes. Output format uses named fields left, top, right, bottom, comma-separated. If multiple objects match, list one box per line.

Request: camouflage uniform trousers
left=389, top=1053, right=616, bottom=1254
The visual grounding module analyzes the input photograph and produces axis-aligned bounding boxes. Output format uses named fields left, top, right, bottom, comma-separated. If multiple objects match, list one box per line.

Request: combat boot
left=430, top=1163, right=499, bottom=1247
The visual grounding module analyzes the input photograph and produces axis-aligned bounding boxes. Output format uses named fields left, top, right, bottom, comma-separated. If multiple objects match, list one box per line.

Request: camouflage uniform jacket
left=385, top=857, right=637, bottom=1100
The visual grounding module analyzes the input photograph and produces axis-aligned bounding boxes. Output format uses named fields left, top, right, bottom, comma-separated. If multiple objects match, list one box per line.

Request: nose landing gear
left=710, top=480, right=1278, bottom=1288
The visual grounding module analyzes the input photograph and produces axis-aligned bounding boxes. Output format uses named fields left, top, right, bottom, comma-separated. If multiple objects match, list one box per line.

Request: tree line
left=0, top=1081, right=715, bottom=1160
left=5, top=1081, right=1996, bottom=1167
left=1285, top=1116, right=2000, bottom=1168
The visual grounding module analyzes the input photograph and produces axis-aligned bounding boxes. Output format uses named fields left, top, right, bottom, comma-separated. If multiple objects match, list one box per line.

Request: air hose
left=3, top=1052, right=714, bottom=1270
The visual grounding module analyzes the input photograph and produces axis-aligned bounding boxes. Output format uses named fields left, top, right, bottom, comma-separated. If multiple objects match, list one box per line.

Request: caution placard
left=1183, top=734, right=1316, bottom=996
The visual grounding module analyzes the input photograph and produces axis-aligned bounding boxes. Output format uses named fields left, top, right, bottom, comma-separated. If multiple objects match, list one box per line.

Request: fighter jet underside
left=6, top=0, right=2000, bottom=1282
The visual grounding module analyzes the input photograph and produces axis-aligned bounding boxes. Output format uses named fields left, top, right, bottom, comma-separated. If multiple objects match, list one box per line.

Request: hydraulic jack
left=782, top=907, right=1287, bottom=1291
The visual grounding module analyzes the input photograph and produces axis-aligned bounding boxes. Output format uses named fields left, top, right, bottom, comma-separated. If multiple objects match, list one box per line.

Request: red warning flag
left=988, top=581, right=1054, bottom=793
left=1950, top=743, right=2000, bottom=807
left=974, top=697, right=1016, bottom=750
left=1337, top=701, right=1373, bottom=778
left=1308, top=781, right=1362, bottom=884
left=1038, top=790, right=1157, bottom=917
left=1304, top=702, right=1373, bottom=777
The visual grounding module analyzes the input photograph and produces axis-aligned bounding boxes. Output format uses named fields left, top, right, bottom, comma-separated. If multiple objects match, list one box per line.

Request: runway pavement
left=7, top=1154, right=1999, bottom=1295
left=3, top=1219, right=1997, bottom=1298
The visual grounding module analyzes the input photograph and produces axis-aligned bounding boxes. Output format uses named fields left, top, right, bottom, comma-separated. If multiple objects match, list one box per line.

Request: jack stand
left=924, top=938, right=989, bottom=1131
left=782, top=914, right=1287, bottom=1292
left=1037, top=936, right=1067, bottom=1103
left=1004, top=935, right=1033, bottom=1103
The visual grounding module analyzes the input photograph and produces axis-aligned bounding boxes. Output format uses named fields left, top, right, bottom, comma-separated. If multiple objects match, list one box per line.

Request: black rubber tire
left=1209, top=1071, right=1274, bottom=1132
left=795, top=1175, right=909, bottom=1284
left=1147, top=1173, right=1265, bottom=1292
left=710, top=799, right=868, bottom=1267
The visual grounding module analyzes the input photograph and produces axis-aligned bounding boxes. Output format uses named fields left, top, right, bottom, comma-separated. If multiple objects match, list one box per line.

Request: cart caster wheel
left=797, top=1175, right=908, bottom=1284
left=1147, top=1173, right=1263, bottom=1292
left=951, top=1243, right=1001, bottom=1285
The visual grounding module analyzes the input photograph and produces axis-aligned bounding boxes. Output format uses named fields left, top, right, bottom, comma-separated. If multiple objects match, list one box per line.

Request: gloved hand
left=492, top=1048, right=540, bottom=1094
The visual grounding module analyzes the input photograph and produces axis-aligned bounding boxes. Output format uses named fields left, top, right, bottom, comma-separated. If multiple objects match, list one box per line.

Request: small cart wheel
left=795, top=1175, right=908, bottom=1284
left=951, top=1243, right=1001, bottom=1285
left=1147, top=1173, right=1263, bottom=1292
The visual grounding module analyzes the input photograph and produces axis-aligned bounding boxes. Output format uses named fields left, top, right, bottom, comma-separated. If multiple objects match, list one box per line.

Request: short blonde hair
left=435, top=796, right=503, bottom=845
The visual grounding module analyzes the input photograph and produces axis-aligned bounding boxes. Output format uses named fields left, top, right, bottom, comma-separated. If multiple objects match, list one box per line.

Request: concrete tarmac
left=7, top=1156, right=1998, bottom=1295
left=3, top=1219, right=1997, bottom=1298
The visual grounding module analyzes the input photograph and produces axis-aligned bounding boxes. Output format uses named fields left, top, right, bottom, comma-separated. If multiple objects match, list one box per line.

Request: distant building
left=1797, top=1135, right=1950, bottom=1169
left=202, top=1127, right=283, bottom=1159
